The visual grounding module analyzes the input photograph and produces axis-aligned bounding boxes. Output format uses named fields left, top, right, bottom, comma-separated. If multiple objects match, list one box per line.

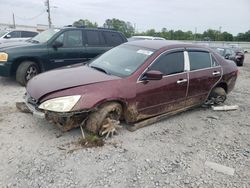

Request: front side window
left=189, top=51, right=211, bottom=71
left=55, top=30, right=83, bottom=47
left=150, top=51, right=184, bottom=75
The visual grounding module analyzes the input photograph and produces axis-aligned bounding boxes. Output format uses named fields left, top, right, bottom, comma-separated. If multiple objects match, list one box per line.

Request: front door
left=136, top=50, right=188, bottom=118
left=48, top=30, right=88, bottom=69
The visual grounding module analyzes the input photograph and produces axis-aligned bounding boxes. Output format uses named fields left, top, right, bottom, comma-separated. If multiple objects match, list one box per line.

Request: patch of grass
left=78, top=134, right=105, bottom=148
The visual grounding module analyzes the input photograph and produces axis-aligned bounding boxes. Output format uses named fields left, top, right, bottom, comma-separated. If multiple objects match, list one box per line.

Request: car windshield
left=0, top=31, right=8, bottom=38
left=89, top=44, right=155, bottom=77
left=30, top=28, right=60, bottom=43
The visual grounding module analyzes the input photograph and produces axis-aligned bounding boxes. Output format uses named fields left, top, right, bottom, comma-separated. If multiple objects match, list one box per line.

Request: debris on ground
left=100, top=118, right=122, bottom=139
left=16, top=102, right=31, bottom=113
left=207, top=115, right=219, bottom=120
left=212, top=105, right=239, bottom=111
left=205, top=161, right=235, bottom=176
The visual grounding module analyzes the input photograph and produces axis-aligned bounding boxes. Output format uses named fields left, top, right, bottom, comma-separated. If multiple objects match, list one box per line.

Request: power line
left=15, top=10, right=46, bottom=20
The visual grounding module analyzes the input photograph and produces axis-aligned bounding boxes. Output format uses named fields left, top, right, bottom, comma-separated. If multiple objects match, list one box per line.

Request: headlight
left=0, top=52, right=8, bottom=62
left=38, top=95, right=81, bottom=112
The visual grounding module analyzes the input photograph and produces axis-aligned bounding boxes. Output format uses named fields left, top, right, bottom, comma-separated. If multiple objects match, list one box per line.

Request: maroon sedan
left=20, top=40, right=238, bottom=137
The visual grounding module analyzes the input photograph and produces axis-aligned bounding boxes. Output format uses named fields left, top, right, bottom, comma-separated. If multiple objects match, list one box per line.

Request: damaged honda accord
left=17, top=40, right=238, bottom=137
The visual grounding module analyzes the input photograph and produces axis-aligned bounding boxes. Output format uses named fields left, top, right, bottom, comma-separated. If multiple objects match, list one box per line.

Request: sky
left=0, top=0, right=249, bottom=35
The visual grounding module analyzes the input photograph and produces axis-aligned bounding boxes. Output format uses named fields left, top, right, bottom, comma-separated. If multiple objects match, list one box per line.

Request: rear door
left=136, top=49, right=188, bottom=117
left=48, top=29, right=87, bottom=69
left=186, top=50, right=222, bottom=106
left=85, top=30, right=110, bottom=59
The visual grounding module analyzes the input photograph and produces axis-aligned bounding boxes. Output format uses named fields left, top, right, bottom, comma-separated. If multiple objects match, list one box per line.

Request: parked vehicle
left=0, top=30, right=38, bottom=44
left=128, top=36, right=166, bottom=41
left=0, top=27, right=127, bottom=85
left=232, top=48, right=245, bottom=66
left=20, top=40, right=238, bottom=137
left=211, top=46, right=244, bottom=66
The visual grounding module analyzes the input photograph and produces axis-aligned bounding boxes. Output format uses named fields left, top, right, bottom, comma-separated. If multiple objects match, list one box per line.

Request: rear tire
left=209, top=87, right=227, bottom=105
left=16, top=61, right=39, bottom=86
left=237, top=61, right=243, bottom=66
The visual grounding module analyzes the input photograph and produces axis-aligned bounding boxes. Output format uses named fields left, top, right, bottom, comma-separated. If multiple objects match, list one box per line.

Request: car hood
left=26, top=65, right=120, bottom=100
left=0, top=40, right=37, bottom=51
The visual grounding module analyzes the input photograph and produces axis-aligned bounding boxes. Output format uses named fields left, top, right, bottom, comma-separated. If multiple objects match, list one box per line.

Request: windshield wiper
left=90, top=65, right=110, bottom=75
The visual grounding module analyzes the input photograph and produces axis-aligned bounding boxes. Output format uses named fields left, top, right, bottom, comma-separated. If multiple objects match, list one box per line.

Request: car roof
left=62, top=26, right=120, bottom=33
left=131, top=36, right=165, bottom=40
left=125, top=40, right=195, bottom=50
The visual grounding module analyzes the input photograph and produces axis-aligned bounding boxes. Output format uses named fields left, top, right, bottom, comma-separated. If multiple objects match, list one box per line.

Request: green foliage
left=73, top=19, right=98, bottom=28
left=136, top=28, right=246, bottom=41
left=72, top=19, right=249, bottom=41
left=235, top=30, right=250, bottom=41
left=103, top=18, right=135, bottom=38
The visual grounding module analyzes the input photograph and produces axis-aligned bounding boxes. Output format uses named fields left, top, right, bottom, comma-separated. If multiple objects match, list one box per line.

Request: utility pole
left=12, top=13, right=16, bottom=29
left=45, top=0, right=52, bottom=28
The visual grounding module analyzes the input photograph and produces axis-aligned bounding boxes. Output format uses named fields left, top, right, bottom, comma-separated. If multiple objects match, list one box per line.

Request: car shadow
left=0, top=76, right=21, bottom=87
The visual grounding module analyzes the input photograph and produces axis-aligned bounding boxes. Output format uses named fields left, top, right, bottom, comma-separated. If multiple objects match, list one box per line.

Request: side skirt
left=127, top=104, right=200, bottom=132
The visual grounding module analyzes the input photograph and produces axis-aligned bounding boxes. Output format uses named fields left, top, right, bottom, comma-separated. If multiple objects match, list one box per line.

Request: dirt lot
left=0, top=55, right=250, bottom=188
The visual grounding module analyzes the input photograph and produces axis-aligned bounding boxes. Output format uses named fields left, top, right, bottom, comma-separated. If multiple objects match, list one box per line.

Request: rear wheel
left=16, top=61, right=39, bottom=86
left=237, top=61, right=243, bottom=66
left=208, top=87, right=227, bottom=105
left=85, top=102, right=122, bottom=138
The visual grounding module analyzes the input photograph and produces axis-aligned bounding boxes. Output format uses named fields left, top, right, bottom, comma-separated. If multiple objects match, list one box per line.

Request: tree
left=202, top=29, right=219, bottom=41
left=103, top=18, right=135, bottom=37
left=220, top=32, right=233, bottom=41
left=73, top=19, right=98, bottom=28
left=235, top=30, right=250, bottom=41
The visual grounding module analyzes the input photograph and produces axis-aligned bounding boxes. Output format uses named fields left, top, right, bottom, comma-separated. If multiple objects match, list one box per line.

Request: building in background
left=0, top=23, right=51, bottom=32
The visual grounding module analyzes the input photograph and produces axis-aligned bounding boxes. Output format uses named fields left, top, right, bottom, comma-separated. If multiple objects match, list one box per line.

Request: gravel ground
left=0, top=55, right=250, bottom=188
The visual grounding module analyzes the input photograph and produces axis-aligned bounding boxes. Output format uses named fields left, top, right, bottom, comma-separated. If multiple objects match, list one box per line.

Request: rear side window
left=103, top=32, right=123, bottom=46
left=86, top=30, right=105, bottom=46
left=211, top=56, right=219, bottom=67
left=150, top=52, right=184, bottom=75
left=21, top=31, right=37, bottom=38
left=189, top=51, right=211, bottom=71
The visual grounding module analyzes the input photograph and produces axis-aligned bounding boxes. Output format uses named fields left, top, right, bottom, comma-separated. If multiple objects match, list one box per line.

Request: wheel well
left=96, top=100, right=127, bottom=118
left=215, top=82, right=228, bottom=93
left=11, top=57, right=43, bottom=76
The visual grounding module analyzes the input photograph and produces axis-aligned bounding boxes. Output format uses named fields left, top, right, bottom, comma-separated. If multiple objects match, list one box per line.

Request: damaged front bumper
left=17, top=95, right=91, bottom=132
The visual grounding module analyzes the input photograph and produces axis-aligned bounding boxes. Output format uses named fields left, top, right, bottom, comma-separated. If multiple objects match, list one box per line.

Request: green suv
left=0, top=27, right=127, bottom=85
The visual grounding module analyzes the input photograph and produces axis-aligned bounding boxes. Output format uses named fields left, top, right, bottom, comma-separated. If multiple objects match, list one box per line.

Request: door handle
left=212, top=71, right=221, bottom=76
left=177, top=79, right=187, bottom=84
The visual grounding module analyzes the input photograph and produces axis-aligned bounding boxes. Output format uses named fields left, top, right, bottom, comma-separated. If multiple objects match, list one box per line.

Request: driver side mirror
left=4, top=34, right=11, bottom=39
left=142, top=70, right=163, bottom=81
left=52, top=41, right=63, bottom=49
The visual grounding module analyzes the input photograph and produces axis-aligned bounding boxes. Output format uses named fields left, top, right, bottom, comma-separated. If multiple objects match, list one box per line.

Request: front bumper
left=0, top=62, right=12, bottom=77
left=20, top=95, right=91, bottom=131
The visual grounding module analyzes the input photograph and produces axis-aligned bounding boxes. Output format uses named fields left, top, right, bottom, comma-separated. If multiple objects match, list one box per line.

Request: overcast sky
left=0, top=0, right=249, bottom=35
